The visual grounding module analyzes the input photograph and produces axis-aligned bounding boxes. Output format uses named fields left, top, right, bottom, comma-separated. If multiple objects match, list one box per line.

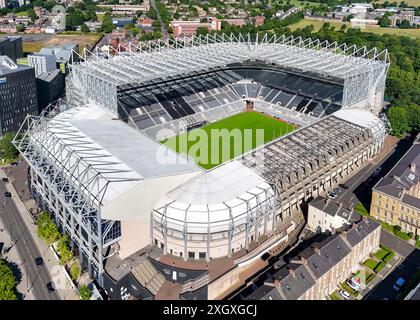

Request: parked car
left=393, top=277, right=406, bottom=292
left=35, top=257, right=43, bottom=266
left=327, top=192, right=337, bottom=199
left=46, top=281, right=55, bottom=292
left=346, top=279, right=360, bottom=292
left=4, top=192, right=11, bottom=198
left=339, top=289, right=351, bottom=300
left=339, top=184, right=349, bottom=189
left=2, top=177, right=8, bottom=182
left=10, top=162, right=19, bottom=167
left=373, top=167, right=382, bottom=176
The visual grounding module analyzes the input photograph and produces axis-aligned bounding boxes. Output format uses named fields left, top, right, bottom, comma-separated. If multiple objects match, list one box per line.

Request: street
left=0, top=181, right=59, bottom=300
left=364, top=231, right=420, bottom=300
left=330, top=136, right=413, bottom=210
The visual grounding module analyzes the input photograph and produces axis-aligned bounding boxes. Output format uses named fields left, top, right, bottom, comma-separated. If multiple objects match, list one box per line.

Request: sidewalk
left=0, top=218, right=34, bottom=300
left=0, top=167, right=79, bottom=300
left=357, top=253, right=401, bottom=299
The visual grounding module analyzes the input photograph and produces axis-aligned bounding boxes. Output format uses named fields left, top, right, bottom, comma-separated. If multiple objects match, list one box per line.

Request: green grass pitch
left=162, top=111, right=296, bottom=170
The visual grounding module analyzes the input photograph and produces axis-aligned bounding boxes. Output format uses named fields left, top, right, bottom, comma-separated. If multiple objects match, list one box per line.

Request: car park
left=339, top=289, right=351, bottom=300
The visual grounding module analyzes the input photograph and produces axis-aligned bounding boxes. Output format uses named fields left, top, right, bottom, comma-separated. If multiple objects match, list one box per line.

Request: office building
left=0, top=56, right=38, bottom=135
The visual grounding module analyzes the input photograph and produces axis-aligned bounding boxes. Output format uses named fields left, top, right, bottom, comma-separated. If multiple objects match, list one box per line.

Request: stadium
left=14, top=33, right=390, bottom=300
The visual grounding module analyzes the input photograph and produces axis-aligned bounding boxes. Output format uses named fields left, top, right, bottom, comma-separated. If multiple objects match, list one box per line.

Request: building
left=244, top=218, right=381, bottom=300
left=0, top=56, right=38, bottom=135
left=112, top=17, right=134, bottom=28
left=14, top=34, right=389, bottom=299
left=224, top=18, right=246, bottom=27
left=350, top=18, right=379, bottom=25
left=171, top=18, right=221, bottom=37
left=371, top=135, right=420, bottom=236
left=0, top=36, right=23, bottom=62
left=98, top=3, right=151, bottom=15
left=389, top=10, right=415, bottom=27
left=39, top=43, right=79, bottom=74
left=0, top=0, right=6, bottom=9
left=35, top=70, right=64, bottom=113
left=28, top=53, right=57, bottom=77
left=307, top=197, right=361, bottom=233
left=254, top=16, right=265, bottom=26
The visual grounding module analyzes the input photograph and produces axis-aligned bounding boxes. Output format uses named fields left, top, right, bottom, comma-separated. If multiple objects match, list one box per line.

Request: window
left=199, top=252, right=206, bottom=259
left=188, top=251, right=195, bottom=259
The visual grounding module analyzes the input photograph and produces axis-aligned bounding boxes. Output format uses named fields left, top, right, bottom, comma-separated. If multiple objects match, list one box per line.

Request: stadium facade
left=13, top=34, right=390, bottom=299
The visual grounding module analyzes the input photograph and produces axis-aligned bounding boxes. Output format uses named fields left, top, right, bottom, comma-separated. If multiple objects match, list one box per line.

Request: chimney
left=288, top=268, right=296, bottom=277
left=314, top=246, right=321, bottom=255
left=331, top=227, right=336, bottom=235
left=410, top=163, right=416, bottom=172
left=274, top=279, right=281, bottom=288
left=300, top=256, right=308, bottom=265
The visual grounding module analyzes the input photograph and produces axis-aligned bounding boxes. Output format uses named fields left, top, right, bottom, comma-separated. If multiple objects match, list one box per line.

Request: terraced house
left=244, top=218, right=381, bottom=300
left=371, top=134, right=420, bottom=236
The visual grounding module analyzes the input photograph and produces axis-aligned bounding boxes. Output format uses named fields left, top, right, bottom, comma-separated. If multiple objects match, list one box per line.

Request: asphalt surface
left=364, top=230, right=420, bottom=300
left=0, top=182, right=59, bottom=300
left=332, top=136, right=413, bottom=210
left=150, top=0, right=170, bottom=40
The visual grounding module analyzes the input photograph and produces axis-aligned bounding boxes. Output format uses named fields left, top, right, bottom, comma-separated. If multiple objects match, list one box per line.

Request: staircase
left=180, top=274, right=210, bottom=294
left=131, top=259, right=166, bottom=295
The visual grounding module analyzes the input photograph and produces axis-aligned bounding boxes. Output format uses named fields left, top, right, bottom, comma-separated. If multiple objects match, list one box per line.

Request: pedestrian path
left=1, top=168, right=79, bottom=300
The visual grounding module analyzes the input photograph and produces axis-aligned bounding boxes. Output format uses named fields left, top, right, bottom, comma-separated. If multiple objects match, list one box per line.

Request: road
left=332, top=136, right=413, bottom=210
left=364, top=230, right=420, bottom=300
left=0, top=182, right=59, bottom=300
left=150, top=0, right=169, bottom=40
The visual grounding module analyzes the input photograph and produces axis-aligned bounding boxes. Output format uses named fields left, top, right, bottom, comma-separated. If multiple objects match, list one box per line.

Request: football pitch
left=162, top=111, right=296, bottom=170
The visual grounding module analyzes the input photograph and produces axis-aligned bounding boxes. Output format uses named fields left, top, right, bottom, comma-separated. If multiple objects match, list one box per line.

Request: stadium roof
left=17, top=104, right=201, bottom=221
left=72, top=33, right=389, bottom=86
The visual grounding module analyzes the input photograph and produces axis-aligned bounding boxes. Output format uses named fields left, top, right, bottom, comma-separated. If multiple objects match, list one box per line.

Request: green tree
left=101, top=13, right=115, bottom=33
left=0, top=260, right=17, bottom=300
left=0, top=132, right=19, bottom=161
left=57, top=235, right=74, bottom=265
left=79, top=284, right=92, bottom=300
left=16, top=24, right=25, bottom=32
left=81, top=24, right=90, bottom=33
left=399, top=20, right=411, bottom=29
left=378, top=15, right=390, bottom=27
left=36, top=211, right=60, bottom=245
left=70, top=263, right=80, bottom=282
left=387, top=107, right=410, bottom=136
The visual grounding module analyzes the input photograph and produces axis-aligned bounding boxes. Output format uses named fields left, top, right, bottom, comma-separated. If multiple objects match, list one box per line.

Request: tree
left=387, top=107, right=410, bottom=136
left=81, top=24, right=90, bottom=33
left=0, top=132, right=19, bottom=161
left=0, top=260, right=17, bottom=300
left=195, top=27, right=209, bottom=37
left=101, top=13, right=115, bottom=33
left=79, top=284, right=92, bottom=300
left=57, top=235, right=74, bottom=265
left=399, top=20, right=411, bottom=29
left=16, top=24, right=25, bottom=32
left=36, top=211, right=60, bottom=245
left=70, top=263, right=80, bottom=282
left=378, top=15, right=390, bottom=27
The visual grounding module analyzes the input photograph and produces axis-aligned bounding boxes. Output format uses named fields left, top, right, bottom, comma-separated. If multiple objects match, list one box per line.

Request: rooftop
left=310, top=196, right=361, bottom=224
left=374, top=135, right=420, bottom=209
left=244, top=218, right=380, bottom=300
